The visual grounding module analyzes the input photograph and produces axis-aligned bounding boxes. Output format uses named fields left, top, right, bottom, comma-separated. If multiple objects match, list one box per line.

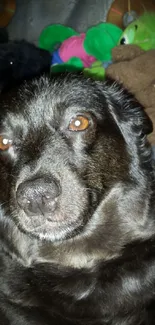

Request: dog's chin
left=12, top=209, right=85, bottom=242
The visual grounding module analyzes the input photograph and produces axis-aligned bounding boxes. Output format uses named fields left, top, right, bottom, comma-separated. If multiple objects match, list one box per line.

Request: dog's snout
left=16, top=177, right=60, bottom=216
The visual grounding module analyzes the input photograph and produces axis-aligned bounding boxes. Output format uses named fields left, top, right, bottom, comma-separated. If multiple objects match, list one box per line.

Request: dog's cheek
left=69, top=129, right=98, bottom=172
left=67, top=119, right=97, bottom=151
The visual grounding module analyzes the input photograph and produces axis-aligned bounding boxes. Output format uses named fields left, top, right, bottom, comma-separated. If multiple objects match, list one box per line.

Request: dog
left=0, top=73, right=154, bottom=325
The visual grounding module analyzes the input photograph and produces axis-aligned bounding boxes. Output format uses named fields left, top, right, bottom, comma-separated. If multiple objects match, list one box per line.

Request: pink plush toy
left=59, top=33, right=96, bottom=68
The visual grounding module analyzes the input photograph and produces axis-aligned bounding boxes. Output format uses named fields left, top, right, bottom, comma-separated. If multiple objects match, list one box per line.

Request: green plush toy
left=39, top=23, right=122, bottom=74
left=84, top=61, right=106, bottom=80
left=84, top=23, right=122, bottom=62
left=119, top=12, right=155, bottom=50
left=84, top=12, right=155, bottom=82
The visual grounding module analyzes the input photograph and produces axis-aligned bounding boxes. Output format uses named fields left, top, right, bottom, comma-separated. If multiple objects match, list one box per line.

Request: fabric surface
left=7, top=0, right=113, bottom=44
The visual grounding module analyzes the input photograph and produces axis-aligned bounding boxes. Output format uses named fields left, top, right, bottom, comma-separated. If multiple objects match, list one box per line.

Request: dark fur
left=0, top=74, right=154, bottom=324
left=0, top=40, right=51, bottom=91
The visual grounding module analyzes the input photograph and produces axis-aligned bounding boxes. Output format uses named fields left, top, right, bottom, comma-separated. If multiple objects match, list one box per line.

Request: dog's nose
left=16, top=177, right=60, bottom=216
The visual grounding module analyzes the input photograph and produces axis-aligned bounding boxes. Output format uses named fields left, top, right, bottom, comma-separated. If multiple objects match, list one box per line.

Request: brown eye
left=68, top=115, right=89, bottom=132
left=0, top=135, right=12, bottom=151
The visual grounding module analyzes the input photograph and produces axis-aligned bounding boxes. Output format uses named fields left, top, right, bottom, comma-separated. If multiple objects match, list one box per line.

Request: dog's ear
left=98, top=79, right=153, bottom=174
left=142, top=113, right=153, bottom=136
left=104, top=79, right=153, bottom=136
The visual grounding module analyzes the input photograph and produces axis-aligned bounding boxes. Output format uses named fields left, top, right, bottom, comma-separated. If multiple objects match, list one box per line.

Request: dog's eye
left=0, top=136, right=12, bottom=151
left=68, top=116, right=89, bottom=132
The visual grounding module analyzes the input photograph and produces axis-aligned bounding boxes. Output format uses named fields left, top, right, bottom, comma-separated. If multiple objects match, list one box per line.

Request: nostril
left=17, top=197, right=32, bottom=214
left=42, top=192, right=59, bottom=212
left=16, top=186, right=31, bottom=210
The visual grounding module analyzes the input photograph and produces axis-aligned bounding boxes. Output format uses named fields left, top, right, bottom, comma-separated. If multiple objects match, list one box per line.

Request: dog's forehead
left=0, top=75, right=115, bottom=137
left=27, top=75, right=104, bottom=116
left=5, top=75, right=107, bottom=129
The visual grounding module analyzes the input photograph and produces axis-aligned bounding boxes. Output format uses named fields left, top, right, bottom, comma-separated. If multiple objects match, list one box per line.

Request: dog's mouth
left=9, top=182, right=92, bottom=242
left=8, top=163, right=101, bottom=242
left=13, top=207, right=85, bottom=241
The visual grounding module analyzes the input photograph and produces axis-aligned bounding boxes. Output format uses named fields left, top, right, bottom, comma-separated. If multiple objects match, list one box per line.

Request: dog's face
left=0, top=74, right=153, bottom=244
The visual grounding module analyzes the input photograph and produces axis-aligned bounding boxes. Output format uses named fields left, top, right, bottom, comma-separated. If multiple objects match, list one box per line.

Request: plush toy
left=39, top=23, right=122, bottom=73
left=84, top=60, right=106, bottom=80
left=118, top=12, right=155, bottom=50
left=84, top=12, right=155, bottom=84
left=106, top=44, right=155, bottom=145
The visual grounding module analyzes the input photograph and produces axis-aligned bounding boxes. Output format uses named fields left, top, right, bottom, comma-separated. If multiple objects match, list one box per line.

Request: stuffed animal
left=118, top=12, right=155, bottom=50
left=39, top=23, right=122, bottom=73
left=84, top=60, right=106, bottom=80
left=106, top=44, right=155, bottom=145
left=84, top=12, right=155, bottom=81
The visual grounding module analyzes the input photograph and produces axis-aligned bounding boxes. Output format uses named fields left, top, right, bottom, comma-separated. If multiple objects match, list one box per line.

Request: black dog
left=0, top=73, right=154, bottom=325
